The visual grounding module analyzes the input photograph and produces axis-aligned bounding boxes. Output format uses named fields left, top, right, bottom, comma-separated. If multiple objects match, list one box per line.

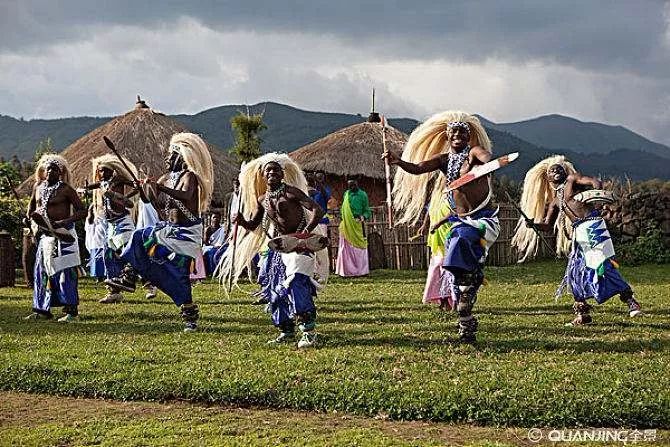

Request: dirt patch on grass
left=1, top=392, right=534, bottom=446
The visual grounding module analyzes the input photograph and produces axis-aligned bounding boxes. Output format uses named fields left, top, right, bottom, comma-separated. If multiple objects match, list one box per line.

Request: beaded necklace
left=443, top=146, right=471, bottom=208
left=165, top=171, right=199, bottom=222
left=37, top=180, right=62, bottom=227
left=262, top=183, right=306, bottom=237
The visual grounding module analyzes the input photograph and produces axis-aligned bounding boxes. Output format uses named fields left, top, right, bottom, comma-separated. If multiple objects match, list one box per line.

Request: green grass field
left=0, top=261, right=668, bottom=441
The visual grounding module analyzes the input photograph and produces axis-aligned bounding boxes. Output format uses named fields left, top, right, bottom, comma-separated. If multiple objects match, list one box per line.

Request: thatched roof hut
left=18, top=97, right=239, bottom=207
left=290, top=112, right=407, bottom=206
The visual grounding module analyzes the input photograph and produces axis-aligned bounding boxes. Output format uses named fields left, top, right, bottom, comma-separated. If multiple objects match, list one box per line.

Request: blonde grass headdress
left=215, top=152, right=310, bottom=289
left=392, top=111, right=491, bottom=226
left=91, top=154, right=139, bottom=216
left=34, top=153, right=71, bottom=184
left=511, top=155, right=576, bottom=262
left=169, top=132, right=214, bottom=213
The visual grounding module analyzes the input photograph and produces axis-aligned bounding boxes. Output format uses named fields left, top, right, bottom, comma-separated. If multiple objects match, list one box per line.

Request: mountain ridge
left=1, top=102, right=668, bottom=181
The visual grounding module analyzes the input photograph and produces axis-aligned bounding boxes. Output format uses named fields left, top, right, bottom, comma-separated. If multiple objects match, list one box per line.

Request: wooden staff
left=102, top=135, right=153, bottom=206
left=380, top=115, right=394, bottom=228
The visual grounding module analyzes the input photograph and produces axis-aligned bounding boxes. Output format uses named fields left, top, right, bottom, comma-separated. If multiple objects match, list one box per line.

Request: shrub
left=616, top=227, right=670, bottom=265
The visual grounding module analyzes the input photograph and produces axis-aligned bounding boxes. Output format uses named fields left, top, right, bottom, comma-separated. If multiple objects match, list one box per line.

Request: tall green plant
left=0, top=162, right=21, bottom=198
left=229, top=111, right=267, bottom=163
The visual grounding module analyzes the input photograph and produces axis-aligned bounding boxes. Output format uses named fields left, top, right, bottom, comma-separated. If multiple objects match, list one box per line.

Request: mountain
left=1, top=103, right=668, bottom=181
left=479, top=114, right=670, bottom=159
left=0, top=115, right=110, bottom=160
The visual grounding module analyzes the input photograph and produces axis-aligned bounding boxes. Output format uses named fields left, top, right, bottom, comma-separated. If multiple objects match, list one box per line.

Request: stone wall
left=602, top=191, right=670, bottom=244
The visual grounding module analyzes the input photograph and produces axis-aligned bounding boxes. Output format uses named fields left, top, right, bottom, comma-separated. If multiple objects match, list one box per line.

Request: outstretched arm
left=470, top=146, right=493, bottom=166
left=103, top=187, right=134, bottom=209
left=383, top=151, right=445, bottom=175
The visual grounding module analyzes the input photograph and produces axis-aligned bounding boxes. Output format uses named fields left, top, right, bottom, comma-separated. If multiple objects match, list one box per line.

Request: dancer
left=84, top=204, right=107, bottom=281
left=84, top=154, right=138, bottom=303
left=106, top=133, right=213, bottom=332
left=384, top=111, right=500, bottom=343
left=511, top=155, right=642, bottom=325
left=335, top=179, right=372, bottom=277
left=25, top=154, right=86, bottom=322
left=218, top=153, right=325, bottom=348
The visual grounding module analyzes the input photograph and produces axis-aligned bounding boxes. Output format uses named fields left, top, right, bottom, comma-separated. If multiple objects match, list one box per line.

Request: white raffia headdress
left=511, top=155, right=576, bottom=262
left=169, top=132, right=214, bottom=213
left=91, top=154, right=139, bottom=217
left=215, top=152, right=309, bottom=289
left=34, top=153, right=71, bottom=184
left=392, top=111, right=491, bottom=226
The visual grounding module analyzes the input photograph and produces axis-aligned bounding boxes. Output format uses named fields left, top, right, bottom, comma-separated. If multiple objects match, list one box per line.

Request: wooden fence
left=324, top=204, right=557, bottom=270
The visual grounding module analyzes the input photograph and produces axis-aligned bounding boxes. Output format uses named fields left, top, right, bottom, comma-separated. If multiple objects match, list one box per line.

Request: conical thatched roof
left=18, top=98, right=239, bottom=206
left=290, top=121, right=407, bottom=180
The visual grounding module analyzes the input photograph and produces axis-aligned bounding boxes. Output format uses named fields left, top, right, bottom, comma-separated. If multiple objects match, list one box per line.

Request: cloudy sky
left=2, top=0, right=670, bottom=144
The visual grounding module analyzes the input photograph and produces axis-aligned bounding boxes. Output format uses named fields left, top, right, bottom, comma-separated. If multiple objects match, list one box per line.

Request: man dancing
left=84, top=154, right=138, bottom=303
left=511, top=155, right=642, bottom=325
left=218, top=153, right=325, bottom=348
left=25, top=154, right=86, bottom=322
left=106, top=133, right=213, bottom=332
left=384, top=111, right=499, bottom=343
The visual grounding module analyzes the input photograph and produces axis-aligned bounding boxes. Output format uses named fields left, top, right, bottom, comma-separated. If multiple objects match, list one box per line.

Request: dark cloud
left=1, top=1, right=669, bottom=145
left=3, top=0, right=669, bottom=76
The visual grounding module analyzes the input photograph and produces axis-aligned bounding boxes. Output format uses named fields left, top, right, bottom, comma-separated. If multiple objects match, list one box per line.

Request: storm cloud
left=1, top=0, right=669, bottom=144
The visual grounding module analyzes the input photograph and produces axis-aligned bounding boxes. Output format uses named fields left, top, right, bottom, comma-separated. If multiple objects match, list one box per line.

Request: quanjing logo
left=527, top=428, right=657, bottom=444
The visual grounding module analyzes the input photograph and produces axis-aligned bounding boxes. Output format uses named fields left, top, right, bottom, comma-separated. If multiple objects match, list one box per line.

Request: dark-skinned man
left=25, top=154, right=86, bottom=322
left=512, top=155, right=642, bottom=326
left=384, top=112, right=500, bottom=343
left=106, top=133, right=213, bottom=332
left=83, top=154, right=138, bottom=303
left=218, top=154, right=326, bottom=348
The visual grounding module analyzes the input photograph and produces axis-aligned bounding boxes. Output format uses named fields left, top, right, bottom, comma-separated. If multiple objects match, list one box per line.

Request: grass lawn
left=0, top=261, right=668, bottom=431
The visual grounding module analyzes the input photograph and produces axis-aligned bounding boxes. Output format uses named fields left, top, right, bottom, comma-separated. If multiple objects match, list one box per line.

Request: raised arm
left=568, top=173, right=602, bottom=190
left=156, top=172, right=199, bottom=203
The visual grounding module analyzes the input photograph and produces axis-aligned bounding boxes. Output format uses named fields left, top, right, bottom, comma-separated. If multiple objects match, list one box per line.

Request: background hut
left=290, top=112, right=407, bottom=206
left=18, top=97, right=239, bottom=208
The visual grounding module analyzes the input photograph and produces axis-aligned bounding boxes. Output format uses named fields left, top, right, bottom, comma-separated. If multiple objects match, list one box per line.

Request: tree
left=34, top=137, right=54, bottom=163
left=229, top=110, right=267, bottom=163
left=0, top=161, right=21, bottom=198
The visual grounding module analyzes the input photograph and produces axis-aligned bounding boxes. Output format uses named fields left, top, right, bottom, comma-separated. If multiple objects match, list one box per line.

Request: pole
left=227, top=192, right=240, bottom=294
left=380, top=115, right=394, bottom=228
